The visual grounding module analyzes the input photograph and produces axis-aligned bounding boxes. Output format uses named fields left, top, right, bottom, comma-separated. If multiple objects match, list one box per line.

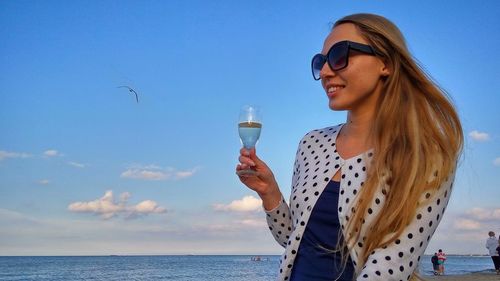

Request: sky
left=0, top=0, right=499, bottom=256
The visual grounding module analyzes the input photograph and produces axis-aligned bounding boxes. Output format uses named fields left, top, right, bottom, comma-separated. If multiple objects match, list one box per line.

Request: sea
left=0, top=255, right=495, bottom=280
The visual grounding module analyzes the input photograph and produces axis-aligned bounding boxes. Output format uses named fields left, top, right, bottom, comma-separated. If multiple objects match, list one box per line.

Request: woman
left=237, top=13, right=462, bottom=281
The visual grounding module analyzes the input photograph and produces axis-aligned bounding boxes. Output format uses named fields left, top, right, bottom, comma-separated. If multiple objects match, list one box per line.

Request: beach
left=425, top=271, right=500, bottom=281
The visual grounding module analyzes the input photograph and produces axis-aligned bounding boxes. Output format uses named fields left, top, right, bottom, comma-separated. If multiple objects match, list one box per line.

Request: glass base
left=236, top=169, right=257, bottom=176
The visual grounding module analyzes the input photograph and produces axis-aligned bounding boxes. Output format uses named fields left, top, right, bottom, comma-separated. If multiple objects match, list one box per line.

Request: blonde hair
left=333, top=14, right=463, bottom=279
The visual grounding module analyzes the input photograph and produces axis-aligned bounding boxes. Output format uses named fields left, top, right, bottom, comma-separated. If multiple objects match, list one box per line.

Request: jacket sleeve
left=264, top=139, right=303, bottom=247
left=265, top=197, right=292, bottom=247
left=355, top=172, right=455, bottom=281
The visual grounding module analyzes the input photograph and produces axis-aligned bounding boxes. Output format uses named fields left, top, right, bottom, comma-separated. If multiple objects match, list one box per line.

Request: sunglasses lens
left=328, top=43, right=348, bottom=70
left=311, top=54, right=326, bottom=80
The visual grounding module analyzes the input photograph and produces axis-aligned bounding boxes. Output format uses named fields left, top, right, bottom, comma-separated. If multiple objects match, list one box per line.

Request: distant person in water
left=485, top=231, right=500, bottom=274
left=437, top=249, right=446, bottom=275
left=431, top=253, right=439, bottom=275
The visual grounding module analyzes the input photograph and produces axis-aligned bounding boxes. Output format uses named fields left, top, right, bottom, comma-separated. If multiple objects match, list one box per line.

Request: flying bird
left=117, top=86, right=139, bottom=103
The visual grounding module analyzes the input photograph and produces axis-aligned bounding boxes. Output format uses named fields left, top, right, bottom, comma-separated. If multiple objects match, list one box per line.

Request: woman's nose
left=319, top=61, right=335, bottom=79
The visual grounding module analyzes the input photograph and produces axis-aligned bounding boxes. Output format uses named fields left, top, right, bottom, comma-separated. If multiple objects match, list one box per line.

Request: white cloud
left=453, top=219, right=481, bottom=230
left=120, top=192, right=131, bottom=202
left=213, top=196, right=262, bottom=212
left=68, top=190, right=166, bottom=219
left=121, top=169, right=168, bottom=180
left=175, top=168, right=199, bottom=179
left=468, top=130, right=490, bottom=141
left=0, top=150, right=31, bottom=160
left=68, top=161, right=86, bottom=168
left=141, top=164, right=162, bottom=169
left=44, top=150, right=60, bottom=157
left=0, top=207, right=281, bottom=256
left=239, top=218, right=267, bottom=227
left=120, top=165, right=199, bottom=181
left=0, top=208, right=41, bottom=225
left=445, top=207, right=500, bottom=234
left=38, top=179, right=50, bottom=185
left=466, top=207, right=500, bottom=220
left=493, top=157, right=500, bottom=166
left=132, top=200, right=165, bottom=214
left=425, top=207, right=500, bottom=254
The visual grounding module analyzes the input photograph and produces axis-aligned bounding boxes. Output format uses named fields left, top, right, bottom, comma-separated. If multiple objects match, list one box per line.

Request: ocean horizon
left=0, top=255, right=495, bottom=280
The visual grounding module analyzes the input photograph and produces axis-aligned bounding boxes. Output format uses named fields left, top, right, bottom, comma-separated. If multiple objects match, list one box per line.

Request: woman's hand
left=236, top=148, right=282, bottom=210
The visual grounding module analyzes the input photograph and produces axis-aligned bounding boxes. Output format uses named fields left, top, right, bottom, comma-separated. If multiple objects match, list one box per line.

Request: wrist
left=259, top=186, right=282, bottom=211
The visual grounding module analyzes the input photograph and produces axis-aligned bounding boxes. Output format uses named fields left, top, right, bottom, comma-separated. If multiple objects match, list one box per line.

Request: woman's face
left=320, top=23, right=389, bottom=113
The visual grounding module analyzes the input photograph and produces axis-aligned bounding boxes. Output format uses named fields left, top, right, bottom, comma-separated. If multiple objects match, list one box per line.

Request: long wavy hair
left=333, top=14, right=463, bottom=279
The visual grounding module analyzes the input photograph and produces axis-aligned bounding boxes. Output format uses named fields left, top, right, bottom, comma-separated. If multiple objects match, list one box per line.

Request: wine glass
left=237, top=105, right=262, bottom=175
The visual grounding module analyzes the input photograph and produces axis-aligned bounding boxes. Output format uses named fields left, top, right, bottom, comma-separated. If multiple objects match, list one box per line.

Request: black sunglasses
left=311, top=40, right=378, bottom=80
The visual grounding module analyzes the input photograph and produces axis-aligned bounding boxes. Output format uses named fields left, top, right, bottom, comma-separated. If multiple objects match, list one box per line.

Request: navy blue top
left=290, top=180, right=355, bottom=281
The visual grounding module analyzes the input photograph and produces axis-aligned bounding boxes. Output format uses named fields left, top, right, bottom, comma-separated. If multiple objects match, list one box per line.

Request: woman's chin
left=328, top=101, right=346, bottom=111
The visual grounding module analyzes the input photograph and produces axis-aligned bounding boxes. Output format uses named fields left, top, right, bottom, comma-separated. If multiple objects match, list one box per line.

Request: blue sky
left=1, top=0, right=499, bottom=256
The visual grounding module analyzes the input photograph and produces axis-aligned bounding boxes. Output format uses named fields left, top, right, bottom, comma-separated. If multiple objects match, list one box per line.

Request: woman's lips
left=326, top=85, right=345, bottom=98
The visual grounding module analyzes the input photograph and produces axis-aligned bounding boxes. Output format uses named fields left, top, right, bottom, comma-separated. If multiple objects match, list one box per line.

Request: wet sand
left=424, top=271, right=500, bottom=280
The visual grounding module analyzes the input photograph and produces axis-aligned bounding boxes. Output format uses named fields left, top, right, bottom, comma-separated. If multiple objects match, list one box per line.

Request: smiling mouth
left=327, top=85, right=345, bottom=96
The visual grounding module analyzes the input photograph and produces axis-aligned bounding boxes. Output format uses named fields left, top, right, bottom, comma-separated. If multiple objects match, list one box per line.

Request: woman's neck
left=343, top=111, right=374, bottom=145
left=335, top=111, right=374, bottom=160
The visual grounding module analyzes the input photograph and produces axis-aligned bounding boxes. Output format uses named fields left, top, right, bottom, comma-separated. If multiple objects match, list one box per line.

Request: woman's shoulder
left=295, top=124, right=344, bottom=154
left=300, top=124, right=343, bottom=140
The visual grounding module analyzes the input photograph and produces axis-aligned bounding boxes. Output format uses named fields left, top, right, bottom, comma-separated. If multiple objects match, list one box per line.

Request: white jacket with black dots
left=265, top=124, right=456, bottom=281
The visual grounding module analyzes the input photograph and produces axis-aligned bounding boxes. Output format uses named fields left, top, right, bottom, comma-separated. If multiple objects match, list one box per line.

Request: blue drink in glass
left=237, top=105, right=262, bottom=176
left=238, top=121, right=262, bottom=149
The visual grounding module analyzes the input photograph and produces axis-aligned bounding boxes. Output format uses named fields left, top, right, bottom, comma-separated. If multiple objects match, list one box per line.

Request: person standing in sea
left=497, top=236, right=500, bottom=275
left=431, top=253, right=439, bottom=275
left=437, top=249, right=447, bottom=275
left=237, top=13, right=463, bottom=281
left=485, top=231, right=500, bottom=274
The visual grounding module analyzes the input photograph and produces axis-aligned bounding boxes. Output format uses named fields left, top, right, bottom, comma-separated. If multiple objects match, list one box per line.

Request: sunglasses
left=311, top=40, right=378, bottom=80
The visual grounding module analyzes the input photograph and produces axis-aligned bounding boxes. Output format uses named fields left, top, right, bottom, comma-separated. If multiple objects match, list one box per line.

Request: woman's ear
left=380, top=61, right=391, bottom=77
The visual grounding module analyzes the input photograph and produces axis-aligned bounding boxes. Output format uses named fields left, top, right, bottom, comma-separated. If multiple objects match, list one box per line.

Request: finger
left=239, top=155, right=256, bottom=166
left=237, top=169, right=259, bottom=178
left=240, top=148, right=250, bottom=157
left=236, top=165, right=250, bottom=178
left=236, top=167, right=249, bottom=177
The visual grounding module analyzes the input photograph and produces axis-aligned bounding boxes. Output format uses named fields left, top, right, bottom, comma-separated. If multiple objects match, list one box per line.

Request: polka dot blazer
left=265, top=124, right=455, bottom=281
